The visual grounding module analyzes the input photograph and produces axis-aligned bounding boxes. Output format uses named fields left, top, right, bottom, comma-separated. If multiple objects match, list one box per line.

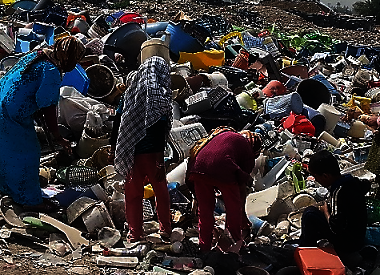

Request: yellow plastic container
left=353, top=95, right=371, bottom=113
left=143, top=184, right=155, bottom=199
left=178, top=49, right=224, bottom=71
left=282, top=57, right=298, bottom=68
left=218, top=31, right=244, bottom=46
left=0, top=0, right=15, bottom=5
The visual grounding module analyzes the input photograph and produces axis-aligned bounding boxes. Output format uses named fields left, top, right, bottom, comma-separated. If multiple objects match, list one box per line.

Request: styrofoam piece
left=246, top=185, right=279, bottom=218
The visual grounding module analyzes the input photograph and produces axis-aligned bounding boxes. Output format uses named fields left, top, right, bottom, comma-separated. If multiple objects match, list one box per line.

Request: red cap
left=262, top=80, right=287, bottom=97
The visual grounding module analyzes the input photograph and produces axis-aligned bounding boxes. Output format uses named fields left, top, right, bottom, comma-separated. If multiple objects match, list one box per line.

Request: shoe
left=125, top=233, right=145, bottom=244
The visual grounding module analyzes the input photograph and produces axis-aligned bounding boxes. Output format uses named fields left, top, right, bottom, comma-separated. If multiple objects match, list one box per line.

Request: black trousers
left=299, top=205, right=334, bottom=247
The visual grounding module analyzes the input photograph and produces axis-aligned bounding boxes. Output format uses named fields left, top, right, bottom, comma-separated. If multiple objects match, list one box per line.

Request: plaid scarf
left=114, top=56, right=172, bottom=177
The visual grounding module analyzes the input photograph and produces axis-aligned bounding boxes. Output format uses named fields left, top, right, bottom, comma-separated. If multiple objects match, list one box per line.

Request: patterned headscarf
left=239, top=130, right=262, bottom=156
left=53, top=36, right=86, bottom=71
left=114, top=56, right=172, bottom=177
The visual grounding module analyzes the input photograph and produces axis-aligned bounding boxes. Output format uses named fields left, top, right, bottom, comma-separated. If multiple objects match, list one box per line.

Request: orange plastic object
left=178, top=50, right=224, bottom=71
left=143, top=184, right=155, bottom=199
left=294, top=247, right=345, bottom=275
left=66, top=14, right=87, bottom=28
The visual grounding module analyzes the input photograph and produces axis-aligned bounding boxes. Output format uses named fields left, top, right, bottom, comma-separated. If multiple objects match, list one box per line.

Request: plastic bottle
left=152, top=241, right=183, bottom=254
left=96, top=255, right=139, bottom=268
left=263, top=37, right=281, bottom=58
left=103, top=244, right=149, bottom=257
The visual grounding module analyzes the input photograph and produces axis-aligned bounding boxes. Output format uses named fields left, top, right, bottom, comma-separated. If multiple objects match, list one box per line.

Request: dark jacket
left=329, top=174, right=371, bottom=253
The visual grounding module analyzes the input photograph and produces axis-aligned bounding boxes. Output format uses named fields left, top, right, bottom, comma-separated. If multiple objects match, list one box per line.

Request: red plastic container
left=294, top=247, right=345, bottom=275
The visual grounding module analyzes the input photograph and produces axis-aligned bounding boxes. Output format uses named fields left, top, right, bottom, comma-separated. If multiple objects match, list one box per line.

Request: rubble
left=1, top=0, right=380, bottom=274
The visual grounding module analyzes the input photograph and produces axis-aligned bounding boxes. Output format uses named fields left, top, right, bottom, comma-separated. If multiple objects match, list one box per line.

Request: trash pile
left=1, top=0, right=380, bottom=274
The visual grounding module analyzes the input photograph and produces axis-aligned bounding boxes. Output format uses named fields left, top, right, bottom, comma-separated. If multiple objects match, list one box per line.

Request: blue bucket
left=248, top=214, right=267, bottom=235
left=165, top=22, right=204, bottom=59
left=144, top=21, right=169, bottom=37
left=61, top=64, right=89, bottom=95
left=33, top=22, right=54, bottom=45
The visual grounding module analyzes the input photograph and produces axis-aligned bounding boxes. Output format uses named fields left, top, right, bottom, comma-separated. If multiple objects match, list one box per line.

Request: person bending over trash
left=113, top=56, right=173, bottom=243
left=0, top=36, right=85, bottom=212
left=300, top=150, right=370, bottom=266
left=186, top=127, right=262, bottom=253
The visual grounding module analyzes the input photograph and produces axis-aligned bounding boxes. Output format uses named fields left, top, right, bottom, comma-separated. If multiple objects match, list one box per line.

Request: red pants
left=124, top=153, right=172, bottom=240
left=190, top=173, right=250, bottom=251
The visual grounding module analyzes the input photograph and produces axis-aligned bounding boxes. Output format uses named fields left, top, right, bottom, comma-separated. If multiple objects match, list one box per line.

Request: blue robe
left=0, top=52, right=61, bottom=205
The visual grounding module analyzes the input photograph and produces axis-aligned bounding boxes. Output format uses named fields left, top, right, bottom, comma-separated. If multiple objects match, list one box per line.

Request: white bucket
left=167, top=159, right=188, bottom=186
left=317, top=103, right=342, bottom=134
left=318, top=131, right=341, bottom=147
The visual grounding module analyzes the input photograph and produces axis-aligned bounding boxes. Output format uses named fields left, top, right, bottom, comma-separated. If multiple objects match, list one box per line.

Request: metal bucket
left=66, top=196, right=97, bottom=225
left=82, top=202, right=115, bottom=233
left=85, top=64, right=116, bottom=99
left=76, top=129, right=110, bottom=159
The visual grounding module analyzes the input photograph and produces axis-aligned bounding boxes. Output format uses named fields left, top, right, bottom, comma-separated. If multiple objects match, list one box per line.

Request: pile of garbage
left=2, top=0, right=380, bottom=274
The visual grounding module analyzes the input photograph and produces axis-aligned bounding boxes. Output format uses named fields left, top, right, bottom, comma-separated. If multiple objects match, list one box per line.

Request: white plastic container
left=317, top=103, right=342, bottom=134
left=95, top=256, right=138, bottom=268
left=318, top=131, right=341, bottom=147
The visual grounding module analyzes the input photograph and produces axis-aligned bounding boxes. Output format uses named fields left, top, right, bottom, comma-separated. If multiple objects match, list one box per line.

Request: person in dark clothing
left=300, top=150, right=370, bottom=266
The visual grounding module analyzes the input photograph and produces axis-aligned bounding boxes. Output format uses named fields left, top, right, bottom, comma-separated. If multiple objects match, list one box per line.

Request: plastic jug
left=140, top=33, right=171, bottom=64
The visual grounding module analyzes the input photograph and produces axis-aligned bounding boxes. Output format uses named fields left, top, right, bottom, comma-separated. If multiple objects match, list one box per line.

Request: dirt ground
left=3, top=239, right=102, bottom=275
